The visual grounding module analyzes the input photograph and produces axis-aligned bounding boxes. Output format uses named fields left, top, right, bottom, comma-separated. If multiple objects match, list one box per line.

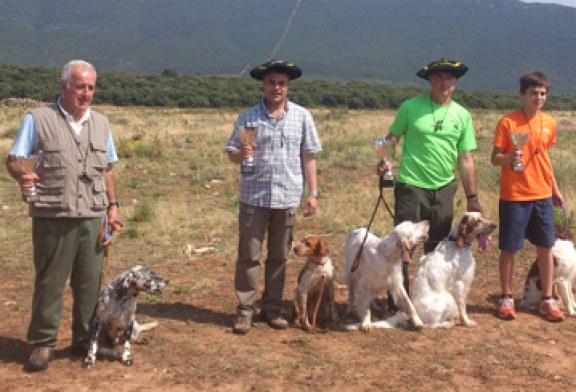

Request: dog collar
left=447, top=235, right=471, bottom=247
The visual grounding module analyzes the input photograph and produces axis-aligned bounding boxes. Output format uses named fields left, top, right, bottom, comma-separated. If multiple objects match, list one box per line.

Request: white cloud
left=522, top=0, right=576, bottom=7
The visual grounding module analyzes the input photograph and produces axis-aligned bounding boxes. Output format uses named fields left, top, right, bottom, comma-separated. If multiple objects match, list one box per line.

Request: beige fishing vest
left=30, top=103, right=111, bottom=218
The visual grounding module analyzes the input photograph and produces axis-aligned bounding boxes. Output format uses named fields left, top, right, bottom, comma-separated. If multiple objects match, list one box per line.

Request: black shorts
left=394, top=181, right=456, bottom=253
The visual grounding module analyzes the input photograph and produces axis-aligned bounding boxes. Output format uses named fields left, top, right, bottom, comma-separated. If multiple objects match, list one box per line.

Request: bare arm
left=491, top=146, right=514, bottom=167
left=302, top=152, right=318, bottom=217
left=458, top=151, right=482, bottom=213
left=551, top=175, right=564, bottom=207
left=105, top=164, right=121, bottom=221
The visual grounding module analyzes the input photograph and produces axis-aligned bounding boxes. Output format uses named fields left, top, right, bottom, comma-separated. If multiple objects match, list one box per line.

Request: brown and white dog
left=292, top=235, right=339, bottom=332
left=340, top=220, right=430, bottom=331
left=410, top=212, right=497, bottom=329
left=379, top=213, right=496, bottom=329
left=520, top=225, right=576, bottom=316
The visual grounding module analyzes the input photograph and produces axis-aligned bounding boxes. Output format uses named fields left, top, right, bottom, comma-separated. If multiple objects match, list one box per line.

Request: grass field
left=1, top=104, right=576, bottom=391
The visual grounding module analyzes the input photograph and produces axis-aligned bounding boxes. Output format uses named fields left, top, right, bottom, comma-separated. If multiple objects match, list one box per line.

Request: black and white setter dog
left=83, top=265, right=169, bottom=368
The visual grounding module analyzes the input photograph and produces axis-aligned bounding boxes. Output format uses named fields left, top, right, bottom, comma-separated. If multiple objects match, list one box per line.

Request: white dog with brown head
left=340, top=220, right=430, bottom=331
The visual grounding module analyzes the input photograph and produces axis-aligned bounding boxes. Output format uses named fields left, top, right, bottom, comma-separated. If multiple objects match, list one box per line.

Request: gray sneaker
left=233, top=313, right=252, bottom=334
left=265, top=311, right=288, bottom=330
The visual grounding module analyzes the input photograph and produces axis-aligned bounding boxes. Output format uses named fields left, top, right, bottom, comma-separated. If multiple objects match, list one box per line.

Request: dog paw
left=82, top=359, right=94, bottom=369
left=462, top=318, right=477, bottom=327
left=408, top=318, right=424, bottom=331
left=360, top=323, right=373, bottom=332
left=122, top=358, right=133, bottom=366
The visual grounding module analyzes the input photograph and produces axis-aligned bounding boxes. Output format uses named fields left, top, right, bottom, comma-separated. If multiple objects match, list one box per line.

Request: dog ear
left=122, top=273, right=136, bottom=288
left=555, top=224, right=573, bottom=241
left=400, top=239, right=411, bottom=262
left=456, top=215, right=471, bottom=248
left=316, top=238, right=330, bottom=257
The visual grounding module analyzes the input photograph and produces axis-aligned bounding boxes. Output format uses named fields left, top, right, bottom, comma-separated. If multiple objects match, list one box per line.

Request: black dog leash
left=351, top=176, right=395, bottom=272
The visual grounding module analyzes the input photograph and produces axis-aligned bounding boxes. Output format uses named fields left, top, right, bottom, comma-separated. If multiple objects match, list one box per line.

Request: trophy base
left=379, top=177, right=394, bottom=189
left=510, top=163, right=524, bottom=172
left=22, top=188, right=37, bottom=203
left=241, top=164, right=255, bottom=174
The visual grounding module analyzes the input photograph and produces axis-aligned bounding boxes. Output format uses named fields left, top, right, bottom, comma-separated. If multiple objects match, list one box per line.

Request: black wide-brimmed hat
left=249, top=60, right=302, bottom=80
left=416, top=59, right=468, bottom=80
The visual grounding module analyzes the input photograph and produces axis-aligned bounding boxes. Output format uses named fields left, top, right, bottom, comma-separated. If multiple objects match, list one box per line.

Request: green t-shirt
left=390, top=93, right=477, bottom=189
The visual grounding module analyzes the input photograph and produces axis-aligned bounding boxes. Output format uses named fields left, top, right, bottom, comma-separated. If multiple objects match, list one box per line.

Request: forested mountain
left=0, top=0, right=574, bottom=92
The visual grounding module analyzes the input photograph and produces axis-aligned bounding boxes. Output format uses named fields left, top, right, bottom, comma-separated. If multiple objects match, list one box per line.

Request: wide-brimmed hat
left=416, top=59, right=468, bottom=80
left=249, top=60, right=302, bottom=80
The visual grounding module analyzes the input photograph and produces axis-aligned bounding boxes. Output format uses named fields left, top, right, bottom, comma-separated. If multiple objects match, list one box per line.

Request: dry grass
left=1, top=105, right=576, bottom=391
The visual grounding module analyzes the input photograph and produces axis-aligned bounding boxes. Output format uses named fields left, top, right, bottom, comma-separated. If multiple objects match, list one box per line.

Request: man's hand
left=304, top=196, right=318, bottom=217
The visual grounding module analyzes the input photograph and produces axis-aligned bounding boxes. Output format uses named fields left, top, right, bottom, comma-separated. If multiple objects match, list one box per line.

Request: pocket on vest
left=88, top=140, right=108, bottom=169
left=34, top=176, right=67, bottom=209
left=90, top=176, right=108, bottom=210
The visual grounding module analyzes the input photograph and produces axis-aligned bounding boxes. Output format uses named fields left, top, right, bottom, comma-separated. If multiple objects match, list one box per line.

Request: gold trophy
left=239, top=126, right=258, bottom=174
left=510, top=132, right=529, bottom=172
left=15, top=154, right=39, bottom=202
left=373, top=138, right=395, bottom=188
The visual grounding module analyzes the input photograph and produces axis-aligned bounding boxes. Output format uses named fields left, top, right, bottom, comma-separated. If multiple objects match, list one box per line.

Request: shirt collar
left=260, top=99, right=289, bottom=119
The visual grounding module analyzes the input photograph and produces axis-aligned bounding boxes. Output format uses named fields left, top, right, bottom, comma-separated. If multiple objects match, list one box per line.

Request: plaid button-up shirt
left=225, top=101, right=322, bottom=209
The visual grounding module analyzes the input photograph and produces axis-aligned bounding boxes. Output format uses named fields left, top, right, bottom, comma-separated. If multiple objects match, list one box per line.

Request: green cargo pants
left=28, top=217, right=104, bottom=348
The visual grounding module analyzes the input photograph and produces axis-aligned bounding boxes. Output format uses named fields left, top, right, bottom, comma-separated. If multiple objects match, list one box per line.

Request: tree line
left=1, top=64, right=575, bottom=111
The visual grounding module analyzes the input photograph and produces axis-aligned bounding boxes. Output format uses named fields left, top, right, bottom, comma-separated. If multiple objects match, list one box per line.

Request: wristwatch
left=309, top=191, right=319, bottom=198
left=108, top=201, right=120, bottom=208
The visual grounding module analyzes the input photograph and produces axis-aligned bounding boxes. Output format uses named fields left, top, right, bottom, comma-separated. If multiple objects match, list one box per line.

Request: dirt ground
left=2, top=239, right=576, bottom=392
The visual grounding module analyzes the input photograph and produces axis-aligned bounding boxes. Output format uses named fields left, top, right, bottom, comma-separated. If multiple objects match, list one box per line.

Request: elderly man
left=377, top=59, right=483, bottom=311
left=6, top=59, right=121, bottom=371
left=225, top=60, right=322, bottom=334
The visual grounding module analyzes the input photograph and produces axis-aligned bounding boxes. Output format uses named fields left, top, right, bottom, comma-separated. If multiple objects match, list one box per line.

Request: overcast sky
left=522, top=0, right=576, bottom=7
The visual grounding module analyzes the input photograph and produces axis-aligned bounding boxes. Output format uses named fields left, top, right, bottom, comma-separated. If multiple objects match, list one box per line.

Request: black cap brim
left=417, top=60, right=468, bottom=80
left=250, top=60, right=302, bottom=80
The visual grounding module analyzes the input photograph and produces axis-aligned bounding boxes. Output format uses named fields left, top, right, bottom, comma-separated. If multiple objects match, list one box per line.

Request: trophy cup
left=15, top=154, right=39, bottom=202
left=239, top=126, right=258, bottom=174
left=373, top=138, right=395, bottom=188
left=510, top=132, right=529, bottom=172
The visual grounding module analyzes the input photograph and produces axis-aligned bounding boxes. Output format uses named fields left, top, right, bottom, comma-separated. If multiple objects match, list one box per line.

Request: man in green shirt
left=378, top=59, right=483, bottom=310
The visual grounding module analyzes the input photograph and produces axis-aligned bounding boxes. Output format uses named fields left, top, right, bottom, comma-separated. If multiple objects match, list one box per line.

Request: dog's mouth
left=477, top=234, right=491, bottom=252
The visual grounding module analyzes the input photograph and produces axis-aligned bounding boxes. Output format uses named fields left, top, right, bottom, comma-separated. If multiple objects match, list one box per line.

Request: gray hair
left=61, top=60, right=97, bottom=87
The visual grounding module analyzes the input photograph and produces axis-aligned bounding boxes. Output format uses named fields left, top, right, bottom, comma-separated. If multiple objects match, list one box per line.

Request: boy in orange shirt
left=491, top=71, right=565, bottom=322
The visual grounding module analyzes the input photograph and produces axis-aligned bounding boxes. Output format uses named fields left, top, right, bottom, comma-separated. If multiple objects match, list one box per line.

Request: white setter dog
left=340, top=220, right=430, bottom=331
left=520, top=225, right=576, bottom=316
left=406, top=212, right=497, bottom=329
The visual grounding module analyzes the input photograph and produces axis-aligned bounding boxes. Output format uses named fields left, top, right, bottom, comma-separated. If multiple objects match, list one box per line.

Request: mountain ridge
left=0, top=0, right=574, bottom=92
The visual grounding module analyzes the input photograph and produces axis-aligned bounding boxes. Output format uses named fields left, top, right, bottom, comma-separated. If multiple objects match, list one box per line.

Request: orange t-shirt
left=493, top=109, right=557, bottom=201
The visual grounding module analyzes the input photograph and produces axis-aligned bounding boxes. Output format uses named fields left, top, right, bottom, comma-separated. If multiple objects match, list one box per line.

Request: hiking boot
left=26, top=347, right=54, bottom=371
left=265, top=311, right=288, bottom=330
left=233, top=313, right=252, bottom=334
left=539, top=298, right=564, bottom=322
left=498, top=297, right=516, bottom=320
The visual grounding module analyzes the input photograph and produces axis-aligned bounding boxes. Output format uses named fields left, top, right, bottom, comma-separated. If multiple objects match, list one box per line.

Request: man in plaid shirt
left=225, top=60, right=322, bottom=334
